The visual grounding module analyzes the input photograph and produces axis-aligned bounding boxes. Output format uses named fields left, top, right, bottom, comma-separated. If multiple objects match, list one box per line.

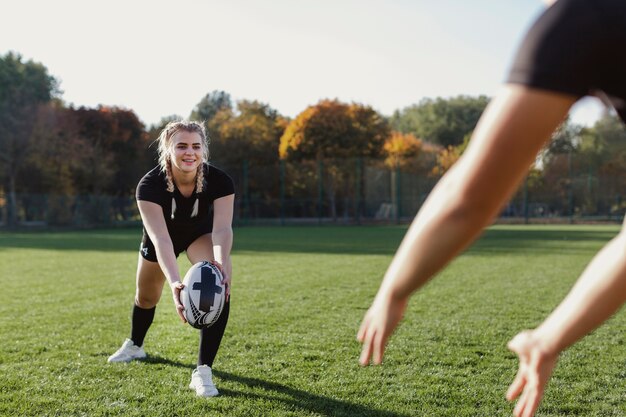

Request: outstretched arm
left=357, top=85, right=576, bottom=365
left=506, top=224, right=626, bottom=417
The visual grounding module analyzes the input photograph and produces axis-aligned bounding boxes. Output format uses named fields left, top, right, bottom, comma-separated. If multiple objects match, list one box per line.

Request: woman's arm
left=137, top=200, right=186, bottom=321
left=358, top=84, right=577, bottom=365
left=212, top=194, right=235, bottom=299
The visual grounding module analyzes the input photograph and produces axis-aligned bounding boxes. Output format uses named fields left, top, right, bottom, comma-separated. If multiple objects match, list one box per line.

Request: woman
left=358, top=0, right=626, bottom=416
left=108, top=120, right=235, bottom=398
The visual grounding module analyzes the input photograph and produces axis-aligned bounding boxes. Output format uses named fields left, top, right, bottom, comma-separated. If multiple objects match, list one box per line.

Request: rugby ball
left=181, top=261, right=226, bottom=329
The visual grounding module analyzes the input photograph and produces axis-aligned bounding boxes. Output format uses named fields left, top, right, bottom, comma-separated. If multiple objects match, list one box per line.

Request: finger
left=522, top=389, right=541, bottom=417
left=359, top=330, right=374, bottom=366
left=506, top=369, right=527, bottom=401
left=177, top=305, right=187, bottom=323
left=507, top=330, right=532, bottom=353
left=372, top=332, right=386, bottom=365
left=513, top=388, right=529, bottom=417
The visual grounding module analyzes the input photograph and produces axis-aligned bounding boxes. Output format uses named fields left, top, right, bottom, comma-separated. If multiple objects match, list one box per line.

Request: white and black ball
left=181, top=261, right=226, bottom=329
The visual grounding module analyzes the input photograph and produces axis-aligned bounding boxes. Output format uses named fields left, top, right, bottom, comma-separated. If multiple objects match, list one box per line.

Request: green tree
left=390, top=95, right=489, bottom=147
left=0, top=52, right=58, bottom=227
left=189, top=90, right=233, bottom=124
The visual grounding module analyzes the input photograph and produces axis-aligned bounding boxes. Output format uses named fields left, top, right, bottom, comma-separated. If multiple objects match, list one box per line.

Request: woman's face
left=170, top=130, right=204, bottom=175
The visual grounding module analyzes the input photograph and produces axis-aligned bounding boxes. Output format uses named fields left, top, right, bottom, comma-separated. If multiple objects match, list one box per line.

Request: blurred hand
left=506, top=330, right=559, bottom=417
left=170, top=281, right=187, bottom=323
left=357, top=294, right=408, bottom=365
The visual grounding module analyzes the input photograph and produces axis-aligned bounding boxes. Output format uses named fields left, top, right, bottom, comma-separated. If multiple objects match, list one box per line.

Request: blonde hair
left=155, top=120, right=209, bottom=218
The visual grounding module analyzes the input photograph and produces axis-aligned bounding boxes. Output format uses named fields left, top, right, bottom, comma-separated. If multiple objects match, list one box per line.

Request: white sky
left=2, top=0, right=607, bottom=128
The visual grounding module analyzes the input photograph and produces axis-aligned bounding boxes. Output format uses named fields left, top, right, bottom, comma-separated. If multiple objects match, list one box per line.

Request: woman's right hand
left=170, top=281, right=187, bottom=323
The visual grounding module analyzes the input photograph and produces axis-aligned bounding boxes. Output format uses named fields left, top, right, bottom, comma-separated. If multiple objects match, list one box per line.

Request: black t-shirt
left=507, top=0, right=626, bottom=122
left=136, top=163, right=235, bottom=235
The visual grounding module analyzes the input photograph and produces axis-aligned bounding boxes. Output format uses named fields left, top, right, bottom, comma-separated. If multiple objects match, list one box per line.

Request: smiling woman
left=108, top=120, right=236, bottom=398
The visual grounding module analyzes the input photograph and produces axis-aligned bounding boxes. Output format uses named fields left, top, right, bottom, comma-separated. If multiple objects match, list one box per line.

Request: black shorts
left=139, top=224, right=212, bottom=262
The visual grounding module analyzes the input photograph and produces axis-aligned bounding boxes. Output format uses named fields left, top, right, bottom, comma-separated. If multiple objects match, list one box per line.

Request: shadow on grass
left=214, top=370, right=412, bottom=417
left=137, top=355, right=411, bottom=416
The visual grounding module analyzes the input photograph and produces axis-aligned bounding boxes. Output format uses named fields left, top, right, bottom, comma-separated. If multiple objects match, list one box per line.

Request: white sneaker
left=189, top=365, right=219, bottom=397
left=107, top=339, right=146, bottom=363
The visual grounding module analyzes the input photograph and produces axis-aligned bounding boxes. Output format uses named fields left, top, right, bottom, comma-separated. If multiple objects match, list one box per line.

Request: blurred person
left=108, top=120, right=235, bottom=398
left=357, top=0, right=626, bottom=415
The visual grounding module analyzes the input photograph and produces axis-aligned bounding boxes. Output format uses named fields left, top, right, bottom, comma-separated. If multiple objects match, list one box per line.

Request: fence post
left=243, top=159, right=249, bottom=225
left=395, top=162, right=401, bottom=224
left=355, top=157, right=362, bottom=225
left=318, top=159, right=324, bottom=225
left=280, top=159, right=285, bottom=226
left=568, top=151, right=574, bottom=223
left=523, top=176, right=529, bottom=224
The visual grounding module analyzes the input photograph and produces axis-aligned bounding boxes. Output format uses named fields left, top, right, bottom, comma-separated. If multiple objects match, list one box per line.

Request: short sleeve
left=136, top=168, right=168, bottom=206
left=206, top=165, right=235, bottom=201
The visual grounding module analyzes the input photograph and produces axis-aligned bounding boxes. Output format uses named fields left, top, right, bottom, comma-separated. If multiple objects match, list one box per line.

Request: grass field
left=1, top=225, right=626, bottom=416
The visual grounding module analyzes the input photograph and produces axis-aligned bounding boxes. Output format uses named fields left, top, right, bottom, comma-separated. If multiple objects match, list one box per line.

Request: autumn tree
left=210, top=100, right=287, bottom=217
left=0, top=52, right=58, bottom=226
left=383, top=131, right=423, bottom=170
left=279, top=99, right=391, bottom=219
left=69, top=106, right=148, bottom=222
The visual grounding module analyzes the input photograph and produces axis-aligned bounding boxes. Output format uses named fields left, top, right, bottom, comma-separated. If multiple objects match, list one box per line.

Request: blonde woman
left=358, top=0, right=626, bottom=416
left=108, top=120, right=235, bottom=398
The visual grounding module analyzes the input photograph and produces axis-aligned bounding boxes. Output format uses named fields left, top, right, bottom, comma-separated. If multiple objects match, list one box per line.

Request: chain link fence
left=2, top=157, right=625, bottom=228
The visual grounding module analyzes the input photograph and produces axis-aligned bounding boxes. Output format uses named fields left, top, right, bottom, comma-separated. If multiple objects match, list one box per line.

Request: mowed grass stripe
left=0, top=225, right=625, bottom=416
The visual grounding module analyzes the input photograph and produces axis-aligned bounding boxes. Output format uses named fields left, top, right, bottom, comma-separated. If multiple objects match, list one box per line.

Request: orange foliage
left=383, top=131, right=422, bottom=168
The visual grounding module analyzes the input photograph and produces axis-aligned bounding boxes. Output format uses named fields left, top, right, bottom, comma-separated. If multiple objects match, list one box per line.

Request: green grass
left=1, top=225, right=626, bottom=416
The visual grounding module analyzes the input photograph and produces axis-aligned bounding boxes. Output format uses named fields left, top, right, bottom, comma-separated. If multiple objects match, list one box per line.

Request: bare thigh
left=186, top=233, right=214, bottom=264
left=135, top=254, right=166, bottom=309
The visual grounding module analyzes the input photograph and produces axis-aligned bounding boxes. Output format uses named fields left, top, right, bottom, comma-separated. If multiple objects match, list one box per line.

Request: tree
left=432, top=133, right=471, bottom=176
left=279, top=99, right=391, bottom=219
left=390, top=95, right=489, bottom=147
left=210, top=100, right=287, bottom=218
left=70, top=106, right=148, bottom=223
left=213, top=100, right=285, bottom=167
left=279, top=99, right=389, bottom=160
left=0, top=52, right=58, bottom=227
left=383, top=131, right=423, bottom=170
left=189, top=90, right=233, bottom=124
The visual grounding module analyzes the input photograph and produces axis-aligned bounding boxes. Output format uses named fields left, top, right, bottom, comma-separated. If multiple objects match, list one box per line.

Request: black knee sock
left=198, top=301, right=230, bottom=367
left=130, top=304, right=156, bottom=347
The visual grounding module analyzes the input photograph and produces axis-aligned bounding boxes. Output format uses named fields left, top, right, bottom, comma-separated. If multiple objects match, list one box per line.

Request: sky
left=2, top=0, right=608, bottom=128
